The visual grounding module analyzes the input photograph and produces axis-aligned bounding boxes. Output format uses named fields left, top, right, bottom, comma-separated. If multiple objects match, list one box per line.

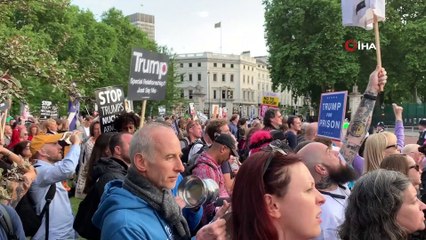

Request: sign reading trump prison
left=127, top=48, right=169, bottom=101
left=95, top=86, right=126, bottom=133
left=317, top=91, right=348, bottom=140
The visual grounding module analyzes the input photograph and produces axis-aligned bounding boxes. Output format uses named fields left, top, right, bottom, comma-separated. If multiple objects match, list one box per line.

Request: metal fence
left=373, top=103, right=426, bottom=126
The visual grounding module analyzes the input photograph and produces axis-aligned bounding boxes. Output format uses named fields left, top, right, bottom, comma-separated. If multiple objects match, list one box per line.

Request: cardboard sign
left=127, top=48, right=169, bottom=100
left=317, top=91, right=348, bottom=140
left=261, top=96, right=279, bottom=107
left=158, top=105, right=166, bottom=116
left=40, top=100, right=53, bottom=119
left=95, top=86, right=126, bottom=133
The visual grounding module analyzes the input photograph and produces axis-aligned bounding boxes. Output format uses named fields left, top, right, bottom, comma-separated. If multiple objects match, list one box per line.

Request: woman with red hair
left=232, top=147, right=325, bottom=240
left=248, top=130, right=273, bottom=155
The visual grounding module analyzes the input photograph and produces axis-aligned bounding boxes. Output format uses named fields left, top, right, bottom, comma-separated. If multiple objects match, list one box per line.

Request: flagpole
left=373, top=15, right=383, bottom=91
left=220, top=25, right=223, bottom=54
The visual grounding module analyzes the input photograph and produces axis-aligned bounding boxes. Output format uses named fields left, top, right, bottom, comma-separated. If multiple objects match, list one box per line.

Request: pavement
left=386, top=128, right=420, bottom=144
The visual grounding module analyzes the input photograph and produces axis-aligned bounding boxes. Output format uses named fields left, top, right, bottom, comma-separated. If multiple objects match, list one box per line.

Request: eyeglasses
left=261, top=144, right=287, bottom=177
left=409, top=165, right=420, bottom=172
left=385, top=144, right=398, bottom=150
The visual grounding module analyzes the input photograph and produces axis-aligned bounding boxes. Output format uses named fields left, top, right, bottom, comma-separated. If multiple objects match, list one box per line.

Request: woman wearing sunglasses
left=363, top=131, right=400, bottom=173
left=380, top=154, right=422, bottom=190
left=232, top=146, right=325, bottom=240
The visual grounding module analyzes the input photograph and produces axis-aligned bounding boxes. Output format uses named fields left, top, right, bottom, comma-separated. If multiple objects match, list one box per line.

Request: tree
left=263, top=0, right=426, bottom=105
left=0, top=0, right=185, bottom=118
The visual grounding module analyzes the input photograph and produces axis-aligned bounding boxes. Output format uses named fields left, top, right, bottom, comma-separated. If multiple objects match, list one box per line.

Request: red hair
left=248, top=130, right=272, bottom=154
left=232, top=150, right=301, bottom=240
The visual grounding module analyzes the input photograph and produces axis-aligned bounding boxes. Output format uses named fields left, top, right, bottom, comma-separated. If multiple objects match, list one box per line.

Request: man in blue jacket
left=92, top=122, right=227, bottom=240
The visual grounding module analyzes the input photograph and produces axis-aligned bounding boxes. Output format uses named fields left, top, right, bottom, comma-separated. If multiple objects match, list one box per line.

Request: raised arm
left=392, top=103, right=405, bottom=148
left=340, top=67, right=388, bottom=166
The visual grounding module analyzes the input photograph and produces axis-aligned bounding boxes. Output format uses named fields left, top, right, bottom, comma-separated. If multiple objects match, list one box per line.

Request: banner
left=317, top=91, right=348, bottom=140
left=259, top=104, right=278, bottom=118
left=95, top=86, right=126, bottom=133
left=67, top=98, right=80, bottom=131
left=127, top=48, right=169, bottom=100
left=261, top=96, right=279, bottom=107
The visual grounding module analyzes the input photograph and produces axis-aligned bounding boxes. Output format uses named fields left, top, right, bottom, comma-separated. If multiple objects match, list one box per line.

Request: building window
left=189, top=74, right=192, bottom=81
left=181, top=89, right=184, bottom=98
left=198, top=73, right=201, bottom=81
left=189, top=90, right=193, bottom=99
left=222, top=90, right=226, bottom=99
left=222, top=63, right=226, bottom=68
left=180, top=63, right=183, bottom=68
left=214, top=63, right=217, bottom=67
left=231, top=64, right=234, bottom=68
left=189, top=63, right=192, bottom=67
left=197, top=62, right=201, bottom=67
left=213, top=90, right=217, bottom=99
left=243, top=91, right=246, bottom=100
left=251, top=77, right=254, bottom=84
left=243, top=75, right=245, bottom=84
left=227, top=90, right=233, bottom=99
left=243, top=65, right=245, bottom=70
left=230, top=74, right=234, bottom=82
left=180, top=74, right=184, bottom=82
left=213, top=73, right=217, bottom=81
left=222, top=74, right=226, bottom=82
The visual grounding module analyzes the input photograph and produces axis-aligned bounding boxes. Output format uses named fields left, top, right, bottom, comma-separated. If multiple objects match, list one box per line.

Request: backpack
left=15, top=183, right=56, bottom=237
left=184, top=160, right=217, bottom=178
left=181, top=139, right=204, bottom=164
left=0, top=204, right=18, bottom=240
left=73, top=185, right=101, bottom=239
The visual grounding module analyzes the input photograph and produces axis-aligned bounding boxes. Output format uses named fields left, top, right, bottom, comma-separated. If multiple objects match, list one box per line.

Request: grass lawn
left=70, top=197, right=82, bottom=215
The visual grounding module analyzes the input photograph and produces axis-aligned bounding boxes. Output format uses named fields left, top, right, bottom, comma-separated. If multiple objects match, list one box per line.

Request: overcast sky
left=71, top=0, right=268, bottom=56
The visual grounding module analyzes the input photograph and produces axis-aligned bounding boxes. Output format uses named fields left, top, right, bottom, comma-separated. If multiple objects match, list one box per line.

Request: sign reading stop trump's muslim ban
left=318, top=91, right=348, bottom=140
left=95, top=86, right=126, bottom=133
left=127, top=49, right=169, bottom=101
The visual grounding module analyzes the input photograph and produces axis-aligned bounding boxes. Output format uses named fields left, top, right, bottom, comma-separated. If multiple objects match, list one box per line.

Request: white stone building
left=175, top=52, right=304, bottom=118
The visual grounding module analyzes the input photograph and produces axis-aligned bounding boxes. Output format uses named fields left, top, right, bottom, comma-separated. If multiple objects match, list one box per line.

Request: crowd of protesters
left=0, top=67, right=425, bottom=239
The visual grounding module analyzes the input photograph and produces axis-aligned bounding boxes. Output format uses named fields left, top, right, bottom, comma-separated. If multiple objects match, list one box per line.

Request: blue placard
left=317, top=91, right=348, bottom=140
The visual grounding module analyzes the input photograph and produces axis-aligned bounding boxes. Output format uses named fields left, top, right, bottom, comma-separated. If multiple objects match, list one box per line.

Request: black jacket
left=92, top=157, right=129, bottom=197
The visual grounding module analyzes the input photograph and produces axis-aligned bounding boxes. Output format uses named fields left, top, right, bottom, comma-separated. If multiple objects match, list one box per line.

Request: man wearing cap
left=29, top=132, right=81, bottom=240
left=418, top=119, right=426, bottom=146
left=192, top=133, right=238, bottom=225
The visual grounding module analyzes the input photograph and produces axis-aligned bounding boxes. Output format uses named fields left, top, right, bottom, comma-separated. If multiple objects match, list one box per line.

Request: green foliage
left=264, top=0, right=426, bottom=105
left=0, top=0, right=183, bottom=117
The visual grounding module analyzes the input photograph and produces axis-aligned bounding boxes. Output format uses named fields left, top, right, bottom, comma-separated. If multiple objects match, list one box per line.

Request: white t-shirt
left=315, top=185, right=351, bottom=240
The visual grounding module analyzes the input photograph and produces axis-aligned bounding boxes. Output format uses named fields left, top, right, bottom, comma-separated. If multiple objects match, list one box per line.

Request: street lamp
left=207, top=71, right=210, bottom=117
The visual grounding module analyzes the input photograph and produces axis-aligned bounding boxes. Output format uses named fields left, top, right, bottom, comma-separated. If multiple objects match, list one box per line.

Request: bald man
left=305, top=122, right=318, bottom=141
left=402, top=144, right=425, bottom=166
left=298, top=142, right=357, bottom=240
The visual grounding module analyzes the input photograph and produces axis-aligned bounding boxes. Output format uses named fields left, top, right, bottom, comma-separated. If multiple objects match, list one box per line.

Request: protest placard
left=127, top=48, right=169, bottom=101
left=317, top=91, right=348, bottom=140
left=95, top=86, right=126, bottom=133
